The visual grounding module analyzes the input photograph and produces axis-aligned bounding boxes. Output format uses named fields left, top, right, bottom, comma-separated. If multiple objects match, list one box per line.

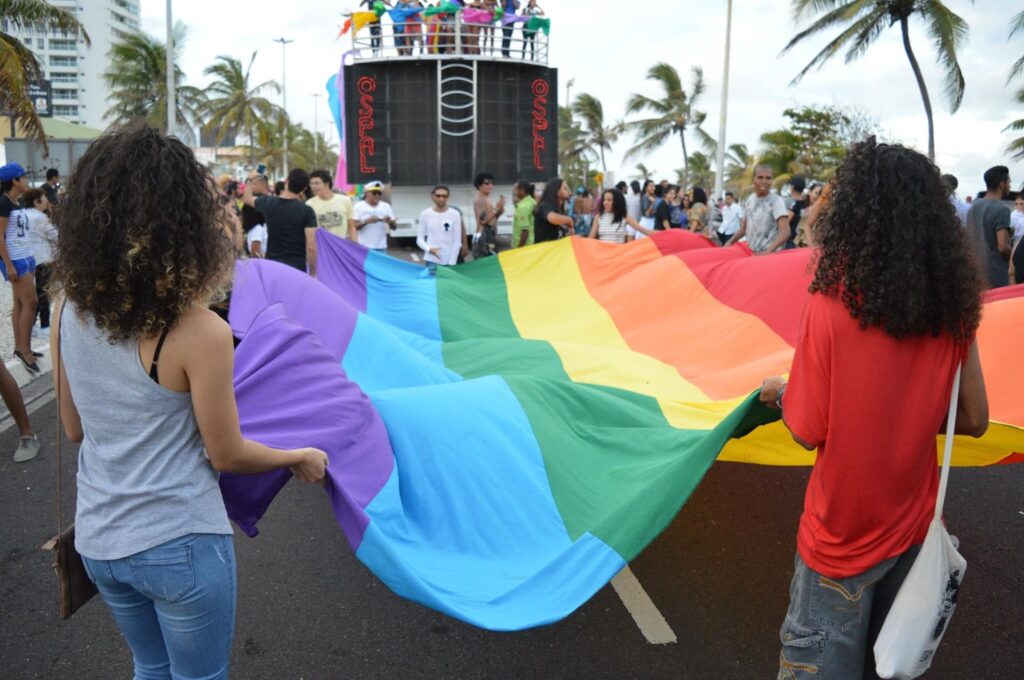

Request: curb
left=6, top=341, right=52, bottom=389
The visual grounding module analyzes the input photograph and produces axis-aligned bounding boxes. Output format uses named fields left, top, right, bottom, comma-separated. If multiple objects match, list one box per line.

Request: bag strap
left=55, top=300, right=66, bottom=540
left=934, top=361, right=963, bottom=521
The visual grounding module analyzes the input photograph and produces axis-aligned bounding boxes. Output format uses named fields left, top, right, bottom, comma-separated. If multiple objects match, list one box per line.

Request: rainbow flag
left=339, top=11, right=379, bottom=37
left=220, top=231, right=1024, bottom=630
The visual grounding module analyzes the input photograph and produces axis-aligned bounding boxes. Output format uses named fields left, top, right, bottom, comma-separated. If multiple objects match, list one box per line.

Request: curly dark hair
left=52, top=124, right=233, bottom=341
left=810, top=138, right=983, bottom=344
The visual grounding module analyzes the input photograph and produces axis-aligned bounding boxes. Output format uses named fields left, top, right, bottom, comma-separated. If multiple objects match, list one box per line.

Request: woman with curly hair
left=759, top=139, right=990, bottom=679
left=50, top=125, right=328, bottom=679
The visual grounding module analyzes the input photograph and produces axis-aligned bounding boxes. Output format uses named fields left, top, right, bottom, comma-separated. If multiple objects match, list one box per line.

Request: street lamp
left=166, top=0, right=175, bottom=135
left=274, top=37, right=294, bottom=175
left=713, top=0, right=733, bottom=204
left=565, top=77, right=575, bottom=107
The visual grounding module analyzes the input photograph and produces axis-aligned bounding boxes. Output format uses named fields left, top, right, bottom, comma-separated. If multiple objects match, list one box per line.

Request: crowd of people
left=355, top=0, right=547, bottom=58
left=1, top=121, right=1022, bottom=679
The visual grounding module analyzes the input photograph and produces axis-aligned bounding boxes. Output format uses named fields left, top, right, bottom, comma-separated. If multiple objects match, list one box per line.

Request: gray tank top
left=61, top=305, right=232, bottom=560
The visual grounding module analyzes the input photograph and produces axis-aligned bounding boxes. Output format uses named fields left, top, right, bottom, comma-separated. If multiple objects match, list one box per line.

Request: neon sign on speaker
left=357, top=76, right=378, bottom=175
left=531, top=78, right=549, bottom=171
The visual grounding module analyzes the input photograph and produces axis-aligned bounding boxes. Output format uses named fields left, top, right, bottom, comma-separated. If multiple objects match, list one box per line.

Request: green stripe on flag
left=437, top=257, right=568, bottom=381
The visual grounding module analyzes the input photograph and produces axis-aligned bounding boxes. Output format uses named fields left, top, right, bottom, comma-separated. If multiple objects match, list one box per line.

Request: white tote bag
left=874, top=364, right=966, bottom=679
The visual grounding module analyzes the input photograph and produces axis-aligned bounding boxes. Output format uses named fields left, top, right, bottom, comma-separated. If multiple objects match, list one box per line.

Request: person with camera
left=417, top=185, right=464, bottom=274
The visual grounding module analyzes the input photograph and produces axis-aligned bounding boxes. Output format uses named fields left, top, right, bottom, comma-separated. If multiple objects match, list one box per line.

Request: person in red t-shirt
left=759, top=139, right=990, bottom=679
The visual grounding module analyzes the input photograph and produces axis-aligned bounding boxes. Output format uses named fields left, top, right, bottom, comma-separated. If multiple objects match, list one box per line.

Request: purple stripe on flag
left=315, top=230, right=371, bottom=313
left=231, top=257, right=365, bottom=359
left=222, top=280, right=395, bottom=550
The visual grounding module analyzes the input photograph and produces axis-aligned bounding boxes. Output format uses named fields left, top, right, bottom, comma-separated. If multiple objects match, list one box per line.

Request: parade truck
left=336, top=9, right=558, bottom=242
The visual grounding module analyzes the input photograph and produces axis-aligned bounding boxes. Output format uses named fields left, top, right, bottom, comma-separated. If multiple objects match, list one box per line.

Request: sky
left=142, top=1, right=1024, bottom=196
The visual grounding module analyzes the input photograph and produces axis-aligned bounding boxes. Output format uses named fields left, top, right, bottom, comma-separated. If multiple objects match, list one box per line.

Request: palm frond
left=1007, top=10, right=1024, bottom=83
left=921, top=0, right=969, bottom=112
left=689, top=66, right=705, bottom=106
left=646, top=62, right=683, bottom=99
left=0, top=33, right=45, bottom=150
left=783, top=0, right=868, bottom=55
left=787, top=5, right=887, bottom=84
left=623, top=127, right=673, bottom=161
left=624, top=93, right=670, bottom=116
left=0, top=0, right=90, bottom=44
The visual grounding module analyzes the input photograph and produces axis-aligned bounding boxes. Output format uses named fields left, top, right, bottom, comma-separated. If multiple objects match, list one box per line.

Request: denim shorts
left=777, top=546, right=921, bottom=680
left=82, top=533, right=237, bottom=680
left=0, top=256, right=36, bottom=281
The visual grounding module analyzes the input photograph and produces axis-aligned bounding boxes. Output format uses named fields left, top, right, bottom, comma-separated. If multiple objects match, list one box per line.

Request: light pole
left=713, top=0, right=733, bottom=204
left=565, top=77, right=575, bottom=108
left=274, top=37, right=294, bottom=175
left=312, top=92, right=321, bottom=166
left=166, top=0, right=175, bottom=136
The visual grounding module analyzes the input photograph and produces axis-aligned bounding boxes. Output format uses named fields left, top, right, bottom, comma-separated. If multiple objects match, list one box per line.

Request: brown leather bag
left=42, top=303, right=98, bottom=619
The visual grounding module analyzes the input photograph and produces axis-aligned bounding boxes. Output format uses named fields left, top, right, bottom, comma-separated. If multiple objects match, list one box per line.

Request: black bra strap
left=148, top=327, right=171, bottom=383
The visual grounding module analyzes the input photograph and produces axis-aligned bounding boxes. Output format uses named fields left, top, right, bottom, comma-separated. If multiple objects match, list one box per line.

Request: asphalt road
left=2, top=388, right=1022, bottom=680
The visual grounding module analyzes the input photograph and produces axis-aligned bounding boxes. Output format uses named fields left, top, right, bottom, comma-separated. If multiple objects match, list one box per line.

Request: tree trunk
left=248, top=122, right=255, bottom=166
left=679, top=129, right=690, bottom=187
left=599, top=146, right=607, bottom=184
left=900, top=16, right=935, bottom=161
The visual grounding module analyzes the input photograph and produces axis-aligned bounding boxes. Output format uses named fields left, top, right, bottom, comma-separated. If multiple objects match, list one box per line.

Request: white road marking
left=611, top=566, right=677, bottom=645
left=410, top=252, right=421, bottom=262
left=0, top=388, right=55, bottom=435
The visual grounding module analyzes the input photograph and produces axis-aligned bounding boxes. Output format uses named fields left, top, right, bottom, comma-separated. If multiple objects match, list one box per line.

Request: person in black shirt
left=533, top=178, right=574, bottom=243
left=785, top=176, right=806, bottom=249
left=42, top=169, right=61, bottom=208
left=243, top=168, right=318, bottom=275
left=655, top=186, right=679, bottom=230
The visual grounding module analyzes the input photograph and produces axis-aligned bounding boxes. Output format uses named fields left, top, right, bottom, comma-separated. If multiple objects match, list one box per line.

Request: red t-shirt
left=783, top=293, right=965, bottom=578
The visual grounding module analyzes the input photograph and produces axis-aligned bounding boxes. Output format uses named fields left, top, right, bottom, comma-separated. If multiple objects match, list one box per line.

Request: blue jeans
left=778, top=546, right=921, bottom=680
left=82, top=533, right=237, bottom=680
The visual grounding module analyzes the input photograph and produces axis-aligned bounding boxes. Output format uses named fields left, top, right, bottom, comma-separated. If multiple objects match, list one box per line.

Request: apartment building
left=7, top=0, right=141, bottom=130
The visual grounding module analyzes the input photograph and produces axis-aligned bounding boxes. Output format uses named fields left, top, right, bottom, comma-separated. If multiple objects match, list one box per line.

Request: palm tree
left=570, top=93, right=619, bottom=179
left=783, top=0, right=971, bottom=162
left=257, top=119, right=327, bottom=173
left=631, top=163, right=656, bottom=181
left=686, top=151, right=715, bottom=190
left=1009, top=9, right=1024, bottom=86
left=758, top=130, right=801, bottom=189
left=0, top=0, right=88, bottom=153
left=202, top=52, right=281, bottom=165
left=1005, top=10, right=1024, bottom=160
left=558, top=105, right=592, bottom=190
left=105, top=24, right=205, bottom=131
left=624, top=63, right=713, bottom=184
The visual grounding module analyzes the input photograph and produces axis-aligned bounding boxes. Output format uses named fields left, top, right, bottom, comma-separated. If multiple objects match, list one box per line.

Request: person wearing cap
left=350, top=181, right=397, bottom=252
left=0, top=163, right=42, bottom=461
left=0, top=163, right=42, bottom=374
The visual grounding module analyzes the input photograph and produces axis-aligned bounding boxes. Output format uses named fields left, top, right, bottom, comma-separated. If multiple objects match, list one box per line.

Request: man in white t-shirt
left=307, top=169, right=353, bottom=238
left=725, top=164, right=790, bottom=254
left=717, top=191, right=743, bottom=245
left=350, top=180, right=397, bottom=251
left=416, top=185, right=463, bottom=273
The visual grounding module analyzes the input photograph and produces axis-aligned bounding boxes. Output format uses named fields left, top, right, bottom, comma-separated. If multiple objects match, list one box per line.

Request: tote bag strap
left=54, top=301, right=67, bottom=539
left=934, top=362, right=963, bottom=521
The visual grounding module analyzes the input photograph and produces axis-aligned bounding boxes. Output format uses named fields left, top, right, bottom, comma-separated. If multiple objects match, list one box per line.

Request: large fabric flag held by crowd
left=219, top=231, right=1024, bottom=631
